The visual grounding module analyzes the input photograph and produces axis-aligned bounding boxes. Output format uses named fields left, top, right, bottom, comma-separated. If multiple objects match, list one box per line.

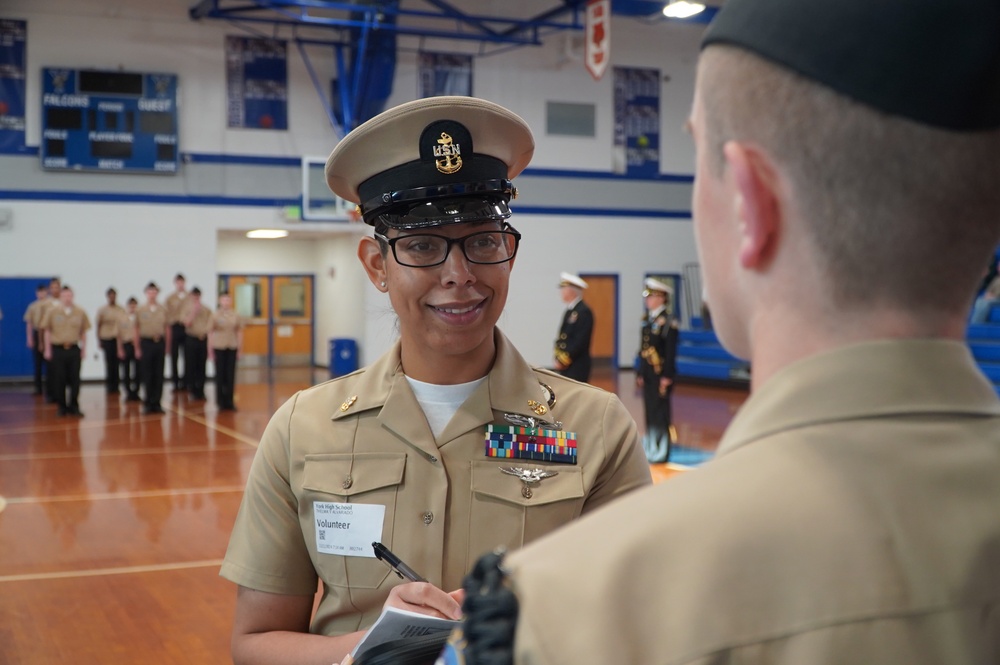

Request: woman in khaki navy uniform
left=208, top=291, right=242, bottom=411
left=636, top=278, right=678, bottom=463
left=41, top=285, right=91, bottom=417
left=96, top=287, right=125, bottom=395
left=134, top=281, right=170, bottom=415
left=165, top=273, right=188, bottom=391
left=23, top=283, right=49, bottom=396
left=183, top=287, right=212, bottom=402
left=117, top=297, right=141, bottom=402
left=220, top=97, right=651, bottom=665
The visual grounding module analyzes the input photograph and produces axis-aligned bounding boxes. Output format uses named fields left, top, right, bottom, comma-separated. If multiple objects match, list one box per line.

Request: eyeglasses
left=375, top=225, right=521, bottom=268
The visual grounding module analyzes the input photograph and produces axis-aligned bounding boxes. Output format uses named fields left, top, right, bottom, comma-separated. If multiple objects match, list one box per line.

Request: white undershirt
left=405, top=375, right=487, bottom=439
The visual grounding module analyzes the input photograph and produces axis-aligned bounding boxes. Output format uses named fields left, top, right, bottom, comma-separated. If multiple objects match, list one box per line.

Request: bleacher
left=675, top=306, right=1000, bottom=397
left=968, top=301, right=1000, bottom=398
left=675, top=319, right=750, bottom=385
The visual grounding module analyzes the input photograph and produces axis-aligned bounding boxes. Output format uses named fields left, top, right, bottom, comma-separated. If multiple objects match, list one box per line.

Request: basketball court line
left=0, top=559, right=226, bottom=583
left=2, top=486, right=245, bottom=505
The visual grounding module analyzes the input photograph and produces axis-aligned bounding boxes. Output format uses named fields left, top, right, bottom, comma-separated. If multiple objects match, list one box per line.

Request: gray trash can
left=330, top=338, right=359, bottom=377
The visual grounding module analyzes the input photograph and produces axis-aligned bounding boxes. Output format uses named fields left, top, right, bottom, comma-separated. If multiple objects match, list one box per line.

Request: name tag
left=313, top=502, right=385, bottom=557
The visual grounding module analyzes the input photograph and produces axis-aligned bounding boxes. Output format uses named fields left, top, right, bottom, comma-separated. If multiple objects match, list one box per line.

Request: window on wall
left=546, top=101, right=596, bottom=137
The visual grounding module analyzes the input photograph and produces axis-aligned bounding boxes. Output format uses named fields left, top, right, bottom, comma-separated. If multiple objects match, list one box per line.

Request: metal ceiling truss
left=189, top=1, right=709, bottom=135
left=189, top=0, right=590, bottom=48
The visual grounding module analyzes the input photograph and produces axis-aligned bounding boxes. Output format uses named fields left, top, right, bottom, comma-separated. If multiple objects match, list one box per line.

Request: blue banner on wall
left=612, top=66, right=660, bottom=177
left=226, top=36, right=288, bottom=130
left=0, top=18, right=27, bottom=154
left=418, top=52, right=473, bottom=98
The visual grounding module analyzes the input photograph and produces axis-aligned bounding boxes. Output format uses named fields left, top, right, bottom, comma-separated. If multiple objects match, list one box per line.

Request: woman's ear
left=358, top=236, right=388, bottom=291
left=724, top=141, right=782, bottom=271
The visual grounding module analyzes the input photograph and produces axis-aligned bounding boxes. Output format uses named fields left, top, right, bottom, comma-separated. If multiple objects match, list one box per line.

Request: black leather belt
left=57, top=343, right=78, bottom=350
left=141, top=336, right=163, bottom=343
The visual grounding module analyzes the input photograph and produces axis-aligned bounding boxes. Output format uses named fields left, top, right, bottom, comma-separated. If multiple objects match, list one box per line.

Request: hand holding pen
left=372, top=541, right=428, bottom=582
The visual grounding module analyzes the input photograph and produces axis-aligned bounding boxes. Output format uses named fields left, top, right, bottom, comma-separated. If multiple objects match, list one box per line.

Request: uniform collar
left=331, top=329, right=547, bottom=442
left=718, top=339, right=1000, bottom=457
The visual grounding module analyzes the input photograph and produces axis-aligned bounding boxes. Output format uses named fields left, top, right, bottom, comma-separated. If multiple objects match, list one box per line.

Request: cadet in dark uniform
left=96, top=287, right=125, bottom=395
left=636, top=277, right=678, bottom=463
left=553, top=272, right=593, bottom=383
left=41, top=285, right=91, bottom=417
left=135, top=281, right=170, bottom=414
left=209, top=291, right=242, bottom=411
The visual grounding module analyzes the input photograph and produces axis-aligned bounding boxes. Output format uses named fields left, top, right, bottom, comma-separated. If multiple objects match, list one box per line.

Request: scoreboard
left=41, top=68, right=179, bottom=174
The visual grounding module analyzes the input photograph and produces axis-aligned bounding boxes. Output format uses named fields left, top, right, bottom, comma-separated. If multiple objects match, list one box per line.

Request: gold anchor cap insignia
left=499, top=466, right=559, bottom=498
left=340, top=395, right=358, bottom=411
left=433, top=132, right=463, bottom=174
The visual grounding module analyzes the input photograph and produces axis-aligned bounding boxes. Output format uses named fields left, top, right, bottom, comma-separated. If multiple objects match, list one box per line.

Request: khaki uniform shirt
left=118, top=312, right=138, bottom=345
left=136, top=303, right=168, bottom=339
left=184, top=303, right=212, bottom=339
left=209, top=310, right=242, bottom=349
left=508, top=340, right=1000, bottom=664
left=41, top=305, right=91, bottom=346
left=165, top=291, right=188, bottom=325
left=221, top=329, right=651, bottom=636
left=24, top=299, right=47, bottom=329
left=96, top=304, right=126, bottom=341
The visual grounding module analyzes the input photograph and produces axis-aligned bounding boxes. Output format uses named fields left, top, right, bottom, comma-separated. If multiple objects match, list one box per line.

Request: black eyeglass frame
left=374, top=224, right=522, bottom=268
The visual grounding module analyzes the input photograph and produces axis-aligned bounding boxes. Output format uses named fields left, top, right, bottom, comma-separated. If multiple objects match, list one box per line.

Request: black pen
left=372, top=541, right=428, bottom=583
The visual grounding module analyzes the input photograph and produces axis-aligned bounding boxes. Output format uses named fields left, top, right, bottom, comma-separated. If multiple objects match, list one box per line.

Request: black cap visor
left=375, top=195, right=512, bottom=230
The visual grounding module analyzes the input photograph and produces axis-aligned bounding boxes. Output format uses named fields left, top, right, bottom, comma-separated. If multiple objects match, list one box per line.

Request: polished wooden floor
left=0, top=367, right=747, bottom=665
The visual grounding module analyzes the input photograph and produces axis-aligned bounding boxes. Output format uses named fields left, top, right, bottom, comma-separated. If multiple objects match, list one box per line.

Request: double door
left=219, top=274, right=314, bottom=367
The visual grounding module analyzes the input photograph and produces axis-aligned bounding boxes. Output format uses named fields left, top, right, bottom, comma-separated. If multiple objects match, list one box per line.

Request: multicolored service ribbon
left=485, top=424, right=578, bottom=464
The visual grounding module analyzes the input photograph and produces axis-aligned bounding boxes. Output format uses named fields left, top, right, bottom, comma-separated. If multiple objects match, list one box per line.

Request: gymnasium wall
left=0, top=0, right=705, bottom=378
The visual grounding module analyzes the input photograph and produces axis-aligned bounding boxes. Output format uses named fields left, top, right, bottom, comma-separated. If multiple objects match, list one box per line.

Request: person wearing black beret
left=455, top=0, right=1000, bottom=662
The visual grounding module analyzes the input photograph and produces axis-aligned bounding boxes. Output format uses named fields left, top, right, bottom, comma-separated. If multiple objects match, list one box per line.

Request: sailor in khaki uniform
left=117, top=297, right=141, bottom=401
left=450, top=0, right=1000, bottom=662
left=208, top=291, right=242, bottom=411
left=165, top=273, right=188, bottom=391
left=41, top=285, right=91, bottom=417
left=221, top=96, right=651, bottom=665
left=183, top=287, right=212, bottom=401
left=23, top=283, right=49, bottom=396
left=134, top=281, right=170, bottom=414
left=96, top=287, right=125, bottom=395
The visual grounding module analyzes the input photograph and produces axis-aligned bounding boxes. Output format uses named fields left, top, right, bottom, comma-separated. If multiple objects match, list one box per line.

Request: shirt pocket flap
left=301, top=453, right=406, bottom=497
left=472, top=460, right=583, bottom=507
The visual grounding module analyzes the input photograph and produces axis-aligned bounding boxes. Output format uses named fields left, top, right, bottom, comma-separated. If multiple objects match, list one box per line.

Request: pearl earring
left=380, top=281, right=386, bottom=289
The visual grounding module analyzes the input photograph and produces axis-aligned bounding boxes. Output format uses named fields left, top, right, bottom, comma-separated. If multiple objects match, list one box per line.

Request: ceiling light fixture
left=663, top=0, right=706, bottom=19
left=246, top=229, right=289, bottom=239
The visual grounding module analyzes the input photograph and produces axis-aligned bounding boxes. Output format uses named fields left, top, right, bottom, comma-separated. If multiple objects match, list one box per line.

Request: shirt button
left=422, top=511, right=434, bottom=525
left=342, top=476, right=353, bottom=490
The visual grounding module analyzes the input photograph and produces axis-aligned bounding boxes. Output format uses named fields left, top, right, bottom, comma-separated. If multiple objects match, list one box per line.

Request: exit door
left=579, top=274, right=619, bottom=369
left=219, top=274, right=314, bottom=367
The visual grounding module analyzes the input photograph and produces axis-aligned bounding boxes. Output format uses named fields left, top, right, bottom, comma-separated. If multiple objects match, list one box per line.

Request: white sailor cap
left=325, top=96, right=535, bottom=230
left=642, top=277, right=673, bottom=298
left=558, top=272, right=588, bottom=290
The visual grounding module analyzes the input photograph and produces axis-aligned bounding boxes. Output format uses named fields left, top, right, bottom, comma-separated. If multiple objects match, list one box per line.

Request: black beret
left=702, top=0, right=1000, bottom=131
